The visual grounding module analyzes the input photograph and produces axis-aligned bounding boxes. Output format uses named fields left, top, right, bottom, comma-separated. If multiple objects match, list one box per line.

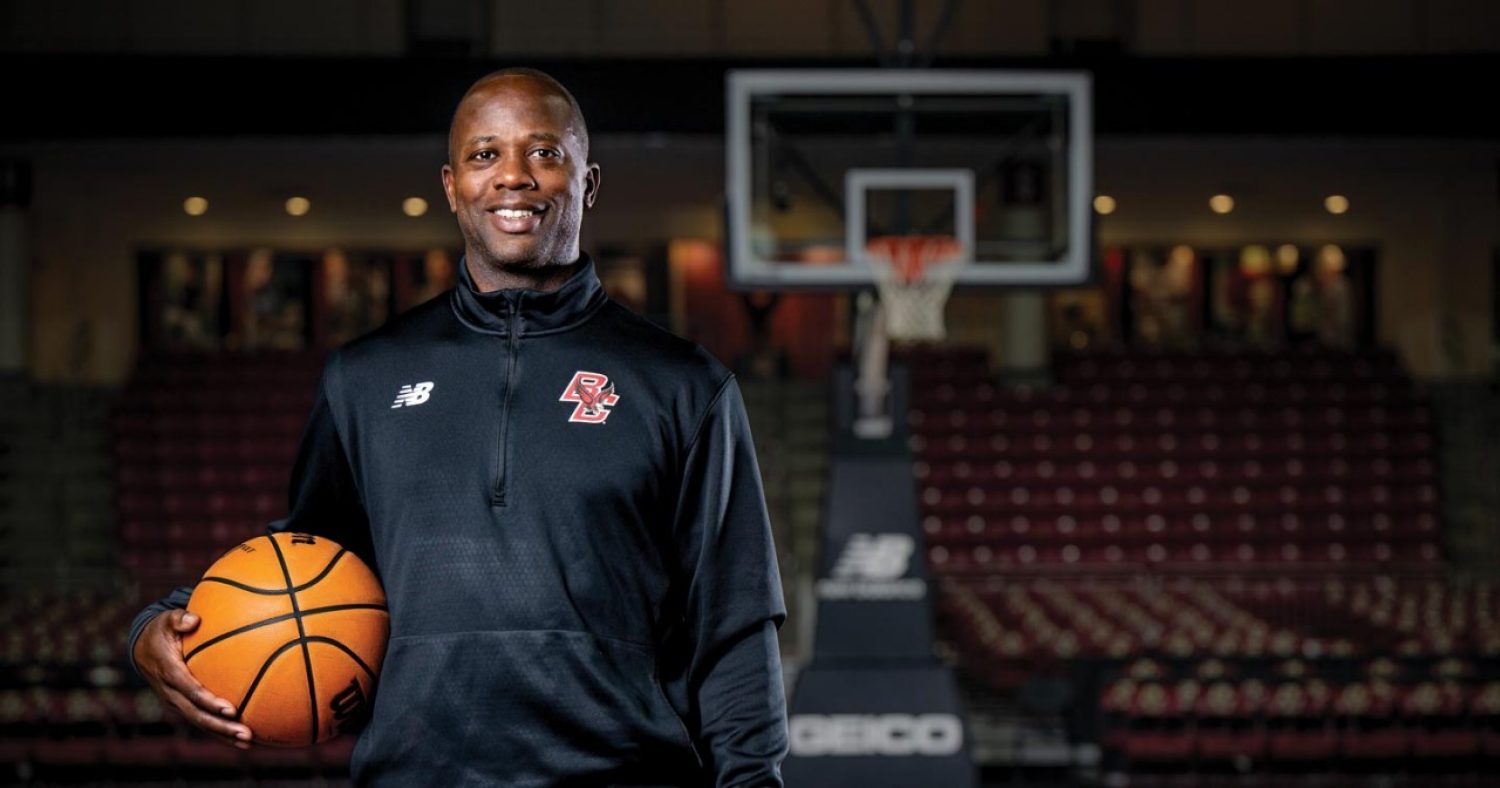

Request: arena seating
left=111, top=351, right=323, bottom=586
left=0, top=586, right=354, bottom=782
left=907, top=346, right=1500, bottom=776
left=0, top=352, right=337, bottom=783
left=0, top=378, right=117, bottom=589
left=911, top=347, right=1440, bottom=574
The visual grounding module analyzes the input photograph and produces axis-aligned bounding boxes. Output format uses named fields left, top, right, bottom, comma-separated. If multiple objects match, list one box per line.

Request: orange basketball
left=181, top=532, right=388, bottom=747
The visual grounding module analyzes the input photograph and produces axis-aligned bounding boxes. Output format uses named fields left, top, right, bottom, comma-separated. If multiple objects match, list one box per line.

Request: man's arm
left=126, top=352, right=371, bottom=739
left=263, top=352, right=375, bottom=567
left=125, top=585, right=194, bottom=674
left=673, top=375, right=789, bottom=787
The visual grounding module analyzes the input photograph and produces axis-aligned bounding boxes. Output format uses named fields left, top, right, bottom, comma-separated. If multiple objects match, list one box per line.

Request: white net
left=865, top=235, right=966, bottom=342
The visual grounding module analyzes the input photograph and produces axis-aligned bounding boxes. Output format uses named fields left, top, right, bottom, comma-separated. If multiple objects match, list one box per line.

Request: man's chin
left=478, top=239, right=584, bottom=269
left=477, top=240, right=549, bottom=269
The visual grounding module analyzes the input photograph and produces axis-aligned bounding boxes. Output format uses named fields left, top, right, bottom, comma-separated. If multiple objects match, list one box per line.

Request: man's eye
left=531, top=149, right=560, bottom=159
left=471, top=150, right=495, bottom=161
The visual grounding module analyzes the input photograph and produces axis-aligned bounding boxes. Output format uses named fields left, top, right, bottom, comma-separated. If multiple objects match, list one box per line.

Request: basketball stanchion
left=785, top=236, right=977, bottom=787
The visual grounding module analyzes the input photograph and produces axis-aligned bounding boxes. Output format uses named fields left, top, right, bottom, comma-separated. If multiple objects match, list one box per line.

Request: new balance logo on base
left=816, top=533, right=926, bottom=601
left=391, top=382, right=434, bottom=408
left=832, top=533, right=913, bottom=580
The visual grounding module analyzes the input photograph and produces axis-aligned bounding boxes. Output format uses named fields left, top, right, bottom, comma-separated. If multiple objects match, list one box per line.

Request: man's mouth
left=488, top=206, right=546, bottom=233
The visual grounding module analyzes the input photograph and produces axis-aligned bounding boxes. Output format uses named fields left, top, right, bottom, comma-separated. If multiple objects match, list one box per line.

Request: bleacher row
left=941, top=576, right=1500, bottom=668
left=1101, top=682, right=1500, bottom=763
left=1096, top=656, right=1500, bottom=765
left=2, top=590, right=141, bottom=668
left=926, top=536, right=1442, bottom=572
left=0, top=686, right=355, bottom=776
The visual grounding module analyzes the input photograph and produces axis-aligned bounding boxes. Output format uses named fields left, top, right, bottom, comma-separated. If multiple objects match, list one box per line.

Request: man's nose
left=493, top=155, right=536, bottom=190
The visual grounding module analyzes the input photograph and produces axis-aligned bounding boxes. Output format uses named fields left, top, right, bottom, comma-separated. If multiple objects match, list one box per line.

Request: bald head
left=447, top=68, right=591, bottom=165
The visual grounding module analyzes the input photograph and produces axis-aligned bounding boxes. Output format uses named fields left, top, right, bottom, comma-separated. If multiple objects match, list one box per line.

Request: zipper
left=492, top=298, right=521, bottom=507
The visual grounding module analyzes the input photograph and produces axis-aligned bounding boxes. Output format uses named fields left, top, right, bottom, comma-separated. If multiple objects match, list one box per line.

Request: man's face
left=442, top=77, right=600, bottom=270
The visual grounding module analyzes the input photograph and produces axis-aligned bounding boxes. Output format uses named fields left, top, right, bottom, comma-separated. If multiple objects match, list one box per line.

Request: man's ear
left=583, top=163, right=601, bottom=210
left=441, top=163, right=458, bottom=213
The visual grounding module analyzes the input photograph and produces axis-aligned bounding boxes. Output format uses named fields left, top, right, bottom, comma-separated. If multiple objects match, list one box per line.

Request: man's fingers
left=160, top=611, right=232, bottom=713
left=168, top=609, right=201, bottom=633
left=142, top=611, right=251, bottom=747
left=206, top=727, right=254, bottom=750
left=162, top=684, right=254, bottom=742
left=161, top=662, right=238, bottom=718
left=212, top=728, right=255, bottom=750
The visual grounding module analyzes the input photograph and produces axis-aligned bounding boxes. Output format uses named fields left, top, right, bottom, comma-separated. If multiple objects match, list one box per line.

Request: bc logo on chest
left=560, top=371, right=620, bottom=424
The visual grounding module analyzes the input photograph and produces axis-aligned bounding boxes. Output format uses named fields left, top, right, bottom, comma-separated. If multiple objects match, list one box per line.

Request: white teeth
left=492, top=208, right=536, bottom=218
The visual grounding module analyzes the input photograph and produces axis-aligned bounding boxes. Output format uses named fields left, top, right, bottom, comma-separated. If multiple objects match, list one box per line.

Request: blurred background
left=0, top=1, right=1497, bottom=785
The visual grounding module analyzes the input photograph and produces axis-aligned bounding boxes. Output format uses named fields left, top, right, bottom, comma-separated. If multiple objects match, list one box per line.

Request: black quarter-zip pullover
left=130, top=256, right=789, bottom=786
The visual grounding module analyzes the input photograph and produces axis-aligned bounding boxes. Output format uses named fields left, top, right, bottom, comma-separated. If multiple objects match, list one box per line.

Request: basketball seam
left=266, top=534, right=321, bottom=747
left=236, top=637, right=305, bottom=718
left=197, top=548, right=348, bottom=595
left=183, top=603, right=389, bottom=664
left=302, top=636, right=379, bottom=679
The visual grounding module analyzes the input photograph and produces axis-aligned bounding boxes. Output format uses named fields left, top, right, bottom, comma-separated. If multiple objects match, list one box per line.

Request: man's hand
left=134, top=609, right=254, bottom=749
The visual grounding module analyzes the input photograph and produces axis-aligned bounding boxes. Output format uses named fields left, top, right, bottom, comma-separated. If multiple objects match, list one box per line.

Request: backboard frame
left=726, top=69, right=1093, bottom=289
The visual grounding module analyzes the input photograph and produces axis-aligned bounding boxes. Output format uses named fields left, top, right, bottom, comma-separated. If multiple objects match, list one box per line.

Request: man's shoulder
left=336, top=293, right=458, bottom=363
left=593, top=300, right=731, bottom=388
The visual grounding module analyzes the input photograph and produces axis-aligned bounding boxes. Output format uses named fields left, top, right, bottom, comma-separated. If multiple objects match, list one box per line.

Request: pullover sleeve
left=672, top=376, right=789, bottom=787
left=127, top=353, right=372, bottom=676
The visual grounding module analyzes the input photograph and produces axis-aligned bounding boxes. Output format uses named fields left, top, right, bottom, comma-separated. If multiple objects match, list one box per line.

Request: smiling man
left=444, top=70, right=600, bottom=292
left=129, top=68, right=790, bottom=787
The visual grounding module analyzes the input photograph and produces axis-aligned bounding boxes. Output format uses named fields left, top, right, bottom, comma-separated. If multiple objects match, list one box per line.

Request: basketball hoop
left=864, top=235, right=966, bottom=342
left=850, top=235, right=966, bottom=439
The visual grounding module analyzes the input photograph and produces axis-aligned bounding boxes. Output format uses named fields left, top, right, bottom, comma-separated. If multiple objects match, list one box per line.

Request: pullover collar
left=450, top=253, right=607, bottom=336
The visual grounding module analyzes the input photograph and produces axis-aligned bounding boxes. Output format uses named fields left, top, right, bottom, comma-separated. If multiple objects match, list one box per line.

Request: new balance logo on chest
left=391, top=382, right=434, bottom=408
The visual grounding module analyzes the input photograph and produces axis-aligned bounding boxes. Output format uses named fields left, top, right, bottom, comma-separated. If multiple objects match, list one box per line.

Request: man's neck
left=466, top=254, right=584, bottom=294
